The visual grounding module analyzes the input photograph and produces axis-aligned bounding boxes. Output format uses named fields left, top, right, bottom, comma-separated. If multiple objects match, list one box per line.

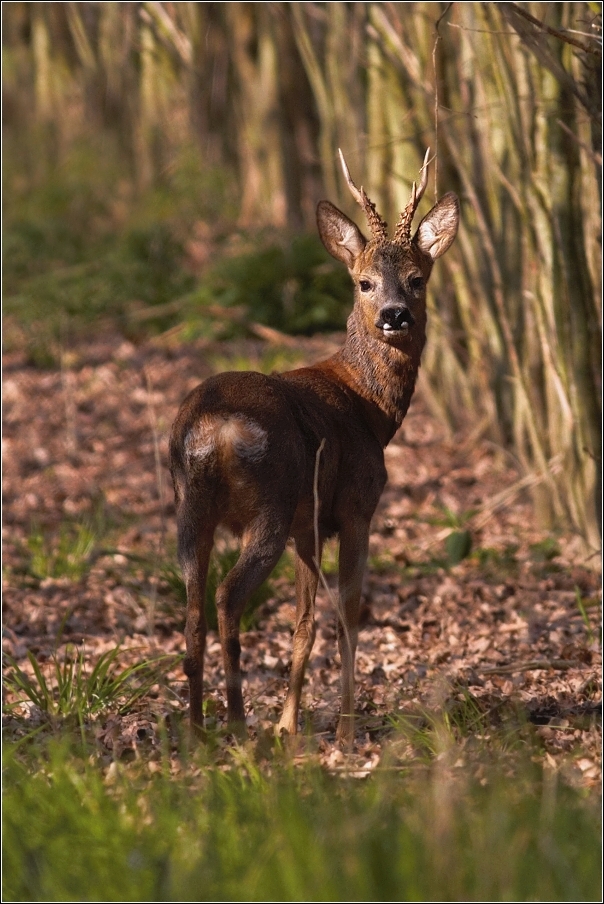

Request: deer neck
left=328, top=308, right=426, bottom=447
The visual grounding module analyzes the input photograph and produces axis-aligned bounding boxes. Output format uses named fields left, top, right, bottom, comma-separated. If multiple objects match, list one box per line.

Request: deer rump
left=169, top=148, right=459, bottom=742
left=171, top=369, right=385, bottom=546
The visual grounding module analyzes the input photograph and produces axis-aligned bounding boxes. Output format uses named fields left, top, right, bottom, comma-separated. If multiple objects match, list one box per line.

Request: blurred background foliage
left=2, top=2, right=601, bottom=550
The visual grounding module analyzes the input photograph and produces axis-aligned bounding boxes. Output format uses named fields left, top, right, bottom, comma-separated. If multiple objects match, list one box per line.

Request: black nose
left=378, top=306, right=415, bottom=331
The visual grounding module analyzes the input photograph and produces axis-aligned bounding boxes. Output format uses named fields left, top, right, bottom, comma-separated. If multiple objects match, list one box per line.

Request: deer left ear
left=414, top=192, right=459, bottom=261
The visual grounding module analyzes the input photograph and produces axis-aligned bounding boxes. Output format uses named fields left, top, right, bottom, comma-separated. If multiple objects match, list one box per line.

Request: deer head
left=316, top=149, right=459, bottom=351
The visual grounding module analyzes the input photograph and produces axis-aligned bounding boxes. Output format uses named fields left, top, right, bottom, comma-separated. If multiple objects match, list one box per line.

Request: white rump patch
left=221, top=416, right=268, bottom=462
left=184, top=418, right=217, bottom=462
left=185, top=415, right=268, bottom=465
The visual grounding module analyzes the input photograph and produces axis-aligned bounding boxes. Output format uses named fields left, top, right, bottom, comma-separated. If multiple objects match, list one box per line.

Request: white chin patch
left=382, top=323, right=409, bottom=336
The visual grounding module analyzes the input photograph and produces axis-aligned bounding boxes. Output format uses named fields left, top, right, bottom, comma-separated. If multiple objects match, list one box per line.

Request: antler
left=393, top=148, right=431, bottom=246
left=338, top=149, right=388, bottom=245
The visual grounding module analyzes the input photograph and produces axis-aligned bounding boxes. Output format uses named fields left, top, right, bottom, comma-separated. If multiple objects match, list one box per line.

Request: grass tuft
left=3, top=647, right=177, bottom=724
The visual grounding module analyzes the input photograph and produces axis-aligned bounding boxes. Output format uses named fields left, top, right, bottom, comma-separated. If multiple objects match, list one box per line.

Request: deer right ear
left=316, top=200, right=366, bottom=268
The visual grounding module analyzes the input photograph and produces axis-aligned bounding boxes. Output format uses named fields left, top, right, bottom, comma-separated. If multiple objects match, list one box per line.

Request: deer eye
left=359, top=279, right=372, bottom=292
left=410, top=275, right=424, bottom=292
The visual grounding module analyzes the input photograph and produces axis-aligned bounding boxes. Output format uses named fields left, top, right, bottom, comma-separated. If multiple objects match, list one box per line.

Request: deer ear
left=414, top=192, right=459, bottom=261
left=317, top=200, right=366, bottom=268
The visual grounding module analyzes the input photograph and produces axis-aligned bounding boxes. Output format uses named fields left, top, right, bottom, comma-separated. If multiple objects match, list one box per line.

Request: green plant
left=188, top=233, right=352, bottom=336
left=528, top=537, right=565, bottom=577
left=3, top=646, right=176, bottom=723
left=445, top=530, right=473, bottom=565
left=422, top=506, right=475, bottom=566
left=428, top=505, right=477, bottom=529
left=367, top=551, right=397, bottom=575
left=529, top=537, right=562, bottom=563
left=387, top=682, right=537, bottom=761
left=26, top=522, right=97, bottom=582
left=574, top=586, right=600, bottom=645
left=22, top=499, right=118, bottom=583
left=472, top=545, right=519, bottom=579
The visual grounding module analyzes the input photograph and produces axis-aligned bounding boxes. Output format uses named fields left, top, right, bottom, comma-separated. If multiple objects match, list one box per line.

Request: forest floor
left=3, top=331, right=601, bottom=783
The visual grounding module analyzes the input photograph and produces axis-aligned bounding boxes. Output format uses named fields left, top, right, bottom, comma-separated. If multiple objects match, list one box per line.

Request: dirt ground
left=3, top=332, right=601, bottom=781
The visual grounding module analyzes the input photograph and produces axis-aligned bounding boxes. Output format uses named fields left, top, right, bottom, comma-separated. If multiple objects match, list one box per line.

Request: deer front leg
left=336, top=518, right=370, bottom=745
left=277, top=532, right=323, bottom=737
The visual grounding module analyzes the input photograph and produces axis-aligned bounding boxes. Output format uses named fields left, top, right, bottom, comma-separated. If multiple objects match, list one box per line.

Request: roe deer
left=170, top=149, right=459, bottom=741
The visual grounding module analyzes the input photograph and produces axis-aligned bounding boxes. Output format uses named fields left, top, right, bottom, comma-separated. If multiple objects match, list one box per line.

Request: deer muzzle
left=376, top=306, right=415, bottom=336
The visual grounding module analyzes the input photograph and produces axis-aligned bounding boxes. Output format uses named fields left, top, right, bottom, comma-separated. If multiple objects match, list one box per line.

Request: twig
left=446, top=23, right=517, bottom=36
left=556, top=118, right=602, bottom=166
left=59, top=346, right=78, bottom=458
left=500, top=2, right=601, bottom=56
left=313, top=438, right=326, bottom=574
left=435, top=2, right=455, bottom=32
left=144, top=368, right=167, bottom=640
left=432, top=2, right=454, bottom=199
left=326, top=765, right=425, bottom=773
left=128, top=298, right=186, bottom=322
left=144, top=368, right=166, bottom=552
left=248, top=322, right=301, bottom=348
left=311, top=439, right=351, bottom=698
left=311, top=453, right=338, bottom=605
left=142, top=1, right=193, bottom=66
left=483, top=659, right=584, bottom=676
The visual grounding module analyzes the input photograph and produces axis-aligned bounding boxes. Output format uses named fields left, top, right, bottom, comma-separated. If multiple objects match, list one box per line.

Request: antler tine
left=393, top=147, right=431, bottom=246
left=338, top=148, right=364, bottom=207
left=415, top=147, right=430, bottom=207
left=338, top=148, right=388, bottom=244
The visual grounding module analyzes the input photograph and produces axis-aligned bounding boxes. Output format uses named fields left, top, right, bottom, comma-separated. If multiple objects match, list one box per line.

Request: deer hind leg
left=216, top=516, right=290, bottom=731
left=277, top=531, right=324, bottom=737
left=176, top=501, right=215, bottom=732
left=336, top=517, right=370, bottom=745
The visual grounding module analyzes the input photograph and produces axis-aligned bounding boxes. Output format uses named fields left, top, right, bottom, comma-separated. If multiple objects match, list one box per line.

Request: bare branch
left=499, top=2, right=601, bottom=56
